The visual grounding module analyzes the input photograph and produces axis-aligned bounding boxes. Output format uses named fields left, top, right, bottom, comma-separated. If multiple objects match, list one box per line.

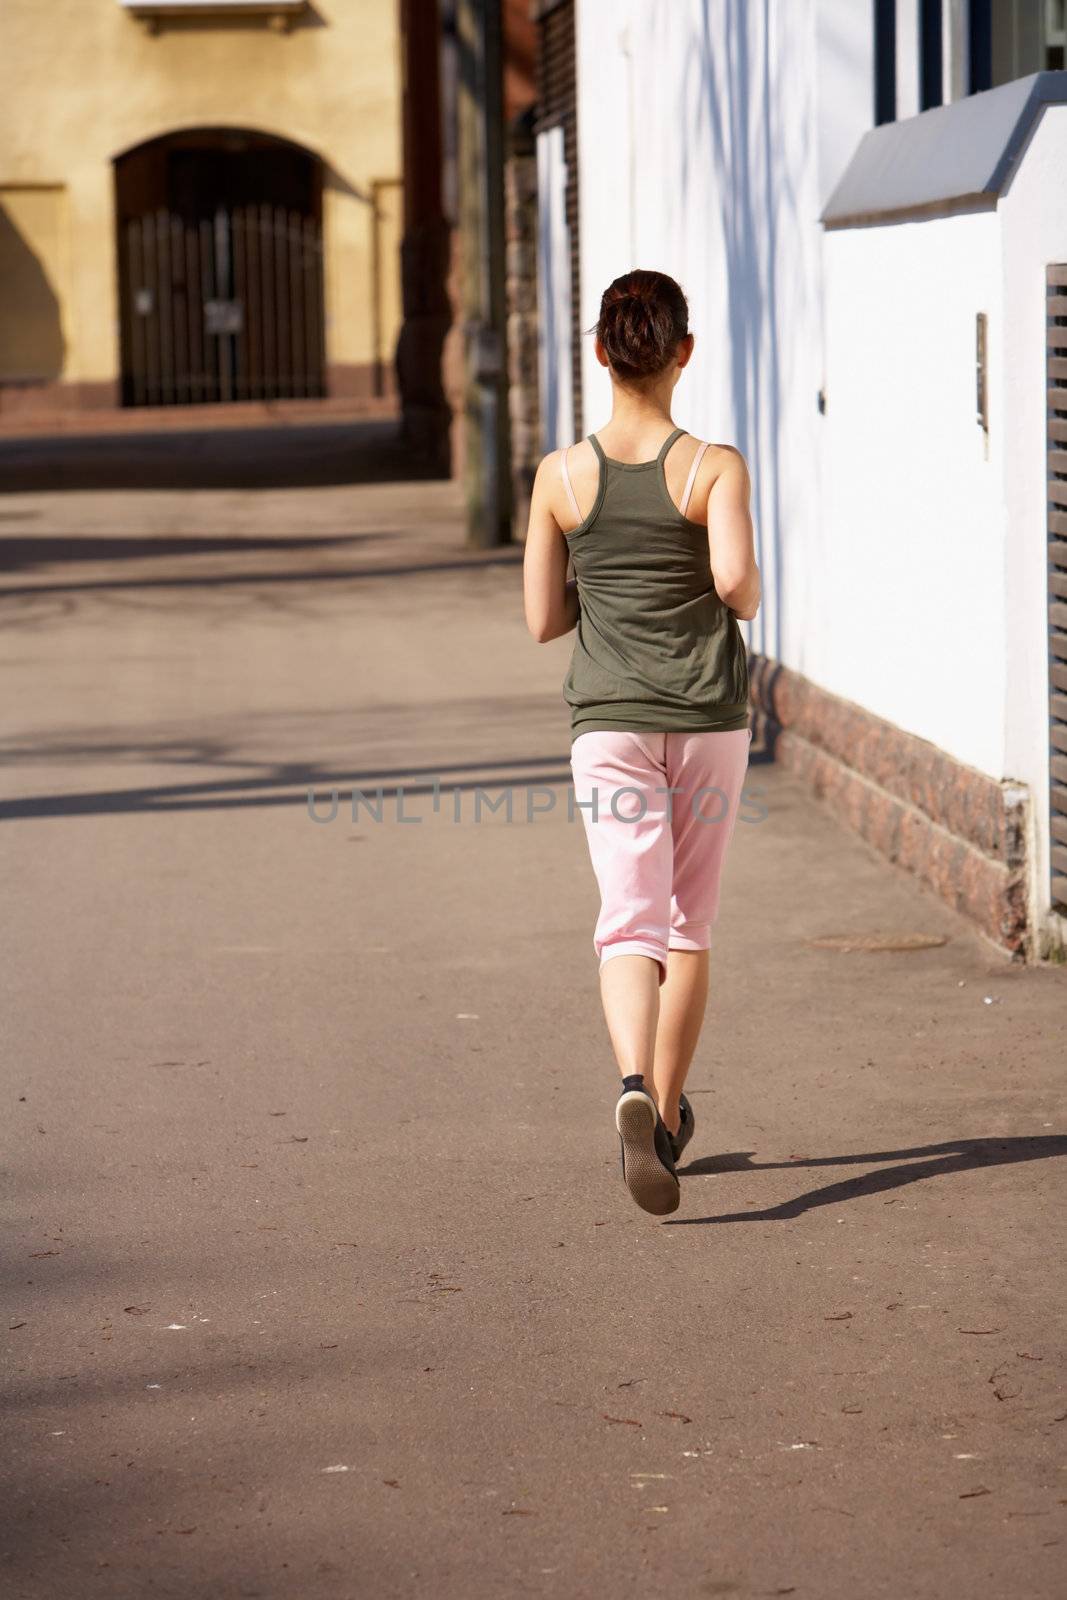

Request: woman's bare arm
left=523, top=453, right=580, bottom=643
left=707, top=448, right=761, bottom=621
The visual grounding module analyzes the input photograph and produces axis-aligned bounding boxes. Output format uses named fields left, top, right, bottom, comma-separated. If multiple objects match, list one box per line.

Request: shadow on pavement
left=0, top=531, right=383, bottom=576
left=0, top=548, right=524, bottom=603
left=670, top=1135, right=1067, bottom=1223
left=0, top=755, right=577, bottom=823
left=0, top=418, right=447, bottom=494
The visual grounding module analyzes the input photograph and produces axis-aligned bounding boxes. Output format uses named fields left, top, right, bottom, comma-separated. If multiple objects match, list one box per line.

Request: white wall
left=819, top=211, right=1007, bottom=778
left=998, top=103, right=1067, bottom=919
left=815, top=0, right=874, bottom=204
left=818, top=105, right=1067, bottom=922
left=575, top=0, right=871, bottom=670
left=568, top=0, right=1066, bottom=926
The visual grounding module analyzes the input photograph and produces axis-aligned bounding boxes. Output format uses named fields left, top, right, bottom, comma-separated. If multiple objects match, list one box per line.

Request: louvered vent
left=1049, top=264, right=1067, bottom=913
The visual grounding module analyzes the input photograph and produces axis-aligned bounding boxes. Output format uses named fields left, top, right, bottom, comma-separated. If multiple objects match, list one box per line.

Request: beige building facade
left=0, top=0, right=403, bottom=414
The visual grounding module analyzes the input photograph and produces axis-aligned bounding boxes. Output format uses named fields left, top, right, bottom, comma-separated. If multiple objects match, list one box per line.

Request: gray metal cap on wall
left=821, top=70, right=1067, bottom=229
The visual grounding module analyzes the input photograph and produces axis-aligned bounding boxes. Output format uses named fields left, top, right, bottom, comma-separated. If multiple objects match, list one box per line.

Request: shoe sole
left=616, top=1091, right=680, bottom=1216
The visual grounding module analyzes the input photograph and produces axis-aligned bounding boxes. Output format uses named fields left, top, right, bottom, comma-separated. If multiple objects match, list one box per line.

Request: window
left=988, top=0, right=1064, bottom=85
left=874, top=0, right=1065, bottom=127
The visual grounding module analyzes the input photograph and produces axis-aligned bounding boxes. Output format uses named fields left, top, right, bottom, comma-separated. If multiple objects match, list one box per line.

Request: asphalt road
left=2, top=464, right=1065, bottom=1599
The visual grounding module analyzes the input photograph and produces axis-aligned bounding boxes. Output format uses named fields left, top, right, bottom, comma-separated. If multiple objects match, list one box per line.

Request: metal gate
left=1048, top=263, right=1067, bottom=915
left=119, top=203, right=325, bottom=406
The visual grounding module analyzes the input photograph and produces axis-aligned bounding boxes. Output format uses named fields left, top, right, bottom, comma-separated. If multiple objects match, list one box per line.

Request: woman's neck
left=596, top=386, right=677, bottom=458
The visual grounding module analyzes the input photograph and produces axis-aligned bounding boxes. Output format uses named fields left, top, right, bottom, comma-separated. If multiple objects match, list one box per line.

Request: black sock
left=620, top=1074, right=646, bottom=1094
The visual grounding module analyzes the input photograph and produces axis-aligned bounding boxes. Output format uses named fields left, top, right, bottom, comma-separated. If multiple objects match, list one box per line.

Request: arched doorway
left=114, top=128, right=325, bottom=407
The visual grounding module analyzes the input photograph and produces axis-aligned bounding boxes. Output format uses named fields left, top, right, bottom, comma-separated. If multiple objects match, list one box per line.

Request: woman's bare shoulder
left=535, top=439, right=596, bottom=469
left=532, top=439, right=599, bottom=530
left=680, top=441, right=750, bottom=525
left=703, top=442, right=751, bottom=497
left=706, top=441, right=748, bottom=471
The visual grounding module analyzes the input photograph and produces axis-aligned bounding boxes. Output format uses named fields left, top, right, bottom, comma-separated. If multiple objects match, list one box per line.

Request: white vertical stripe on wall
left=536, top=125, right=574, bottom=452
left=944, top=0, right=967, bottom=102
left=895, top=0, right=920, bottom=118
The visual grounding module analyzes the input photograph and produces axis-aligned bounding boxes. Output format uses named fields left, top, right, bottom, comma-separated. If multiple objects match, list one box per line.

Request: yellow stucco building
left=0, top=0, right=403, bottom=414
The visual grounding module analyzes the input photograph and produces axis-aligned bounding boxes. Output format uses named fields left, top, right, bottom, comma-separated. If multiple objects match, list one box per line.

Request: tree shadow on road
left=0, top=530, right=385, bottom=576
left=0, top=547, right=523, bottom=607
left=667, top=1135, right=1067, bottom=1224
left=0, top=753, right=577, bottom=822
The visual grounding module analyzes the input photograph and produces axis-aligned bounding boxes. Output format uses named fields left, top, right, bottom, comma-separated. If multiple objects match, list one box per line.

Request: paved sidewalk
left=2, top=474, right=1065, bottom=1600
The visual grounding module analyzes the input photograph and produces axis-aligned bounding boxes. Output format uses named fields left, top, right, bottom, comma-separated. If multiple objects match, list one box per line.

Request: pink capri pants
left=569, top=727, right=752, bottom=985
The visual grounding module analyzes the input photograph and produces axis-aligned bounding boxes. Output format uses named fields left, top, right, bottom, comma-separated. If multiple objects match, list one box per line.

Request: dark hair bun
left=595, top=269, right=689, bottom=381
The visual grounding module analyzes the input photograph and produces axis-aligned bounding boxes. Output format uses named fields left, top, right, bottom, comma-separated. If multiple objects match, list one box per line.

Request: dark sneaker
left=667, top=1093, right=696, bottom=1167
left=615, top=1083, right=680, bottom=1216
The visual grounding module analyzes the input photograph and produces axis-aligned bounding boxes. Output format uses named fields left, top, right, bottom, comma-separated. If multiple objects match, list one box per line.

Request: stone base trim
left=749, top=654, right=1030, bottom=958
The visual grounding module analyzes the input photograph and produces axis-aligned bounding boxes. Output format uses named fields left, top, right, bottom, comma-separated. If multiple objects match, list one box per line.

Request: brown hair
left=594, top=269, right=690, bottom=382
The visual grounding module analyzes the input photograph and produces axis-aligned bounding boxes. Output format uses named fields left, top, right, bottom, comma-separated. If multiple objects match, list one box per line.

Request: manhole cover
left=805, top=933, right=948, bottom=953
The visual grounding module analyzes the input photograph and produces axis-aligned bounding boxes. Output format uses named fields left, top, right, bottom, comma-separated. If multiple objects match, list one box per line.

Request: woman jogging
left=523, top=269, right=761, bottom=1218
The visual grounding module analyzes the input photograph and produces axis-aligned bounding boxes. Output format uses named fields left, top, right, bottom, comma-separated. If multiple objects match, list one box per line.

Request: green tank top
left=562, top=427, right=750, bottom=743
